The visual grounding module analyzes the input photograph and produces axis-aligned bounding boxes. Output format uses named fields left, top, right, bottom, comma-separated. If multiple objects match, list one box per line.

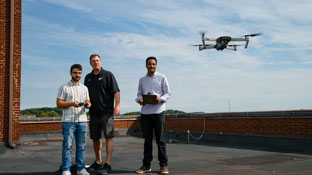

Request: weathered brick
left=0, top=0, right=21, bottom=143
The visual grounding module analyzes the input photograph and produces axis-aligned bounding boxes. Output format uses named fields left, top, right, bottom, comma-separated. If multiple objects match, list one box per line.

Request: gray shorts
left=89, top=112, right=114, bottom=139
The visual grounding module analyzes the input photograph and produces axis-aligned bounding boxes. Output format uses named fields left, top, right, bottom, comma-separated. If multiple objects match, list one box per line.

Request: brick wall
left=0, top=0, right=22, bottom=143
left=166, top=118, right=312, bottom=137
left=165, top=110, right=312, bottom=137
left=21, top=122, right=62, bottom=133
left=20, top=118, right=141, bottom=133
left=20, top=110, right=312, bottom=138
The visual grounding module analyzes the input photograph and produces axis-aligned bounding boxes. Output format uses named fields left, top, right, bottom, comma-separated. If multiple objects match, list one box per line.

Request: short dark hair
left=89, top=54, right=100, bottom=61
left=146, top=56, right=157, bottom=65
left=70, top=64, right=82, bottom=72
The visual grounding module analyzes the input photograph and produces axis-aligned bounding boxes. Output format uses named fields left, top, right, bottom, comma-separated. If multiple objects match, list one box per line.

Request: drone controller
left=78, top=102, right=88, bottom=107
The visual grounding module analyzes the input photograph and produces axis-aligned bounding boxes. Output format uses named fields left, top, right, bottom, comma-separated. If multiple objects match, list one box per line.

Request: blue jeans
left=62, top=122, right=87, bottom=171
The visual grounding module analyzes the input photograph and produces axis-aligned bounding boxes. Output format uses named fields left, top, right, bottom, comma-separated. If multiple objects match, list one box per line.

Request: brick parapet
left=20, top=110, right=312, bottom=138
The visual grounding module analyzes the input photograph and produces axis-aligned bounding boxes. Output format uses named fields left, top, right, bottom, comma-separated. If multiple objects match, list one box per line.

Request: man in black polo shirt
left=84, top=54, right=120, bottom=174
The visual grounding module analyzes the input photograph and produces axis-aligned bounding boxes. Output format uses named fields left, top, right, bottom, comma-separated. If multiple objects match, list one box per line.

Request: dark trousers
left=140, top=112, right=168, bottom=168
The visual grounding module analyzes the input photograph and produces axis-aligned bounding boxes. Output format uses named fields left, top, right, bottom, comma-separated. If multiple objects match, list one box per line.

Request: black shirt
left=84, top=68, right=120, bottom=115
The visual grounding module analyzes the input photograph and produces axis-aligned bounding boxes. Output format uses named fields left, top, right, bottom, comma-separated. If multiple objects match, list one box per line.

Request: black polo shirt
left=84, top=68, right=120, bottom=116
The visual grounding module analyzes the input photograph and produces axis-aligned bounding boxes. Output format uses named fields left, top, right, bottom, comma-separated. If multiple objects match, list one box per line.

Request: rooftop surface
left=1, top=135, right=312, bottom=175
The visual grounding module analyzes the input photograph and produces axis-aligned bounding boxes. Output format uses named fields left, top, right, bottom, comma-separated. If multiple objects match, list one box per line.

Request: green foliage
left=123, top=111, right=141, bottom=115
left=48, top=111, right=59, bottom=117
left=165, top=109, right=185, bottom=114
left=21, top=107, right=62, bottom=117
left=123, top=109, right=185, bottom=115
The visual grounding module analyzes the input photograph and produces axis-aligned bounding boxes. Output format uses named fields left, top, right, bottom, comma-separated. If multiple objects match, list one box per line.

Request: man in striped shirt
left=57, top=64, right=91, bottom=175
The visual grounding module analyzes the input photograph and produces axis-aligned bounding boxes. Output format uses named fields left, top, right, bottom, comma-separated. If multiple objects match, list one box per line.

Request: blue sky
left=21, top=0, right=312, bottom=113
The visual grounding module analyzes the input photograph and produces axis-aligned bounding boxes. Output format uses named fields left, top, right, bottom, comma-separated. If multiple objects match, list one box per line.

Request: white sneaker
left=62, top=171, right=71, bottom=175
left=77, top=168, right=90, bottom=175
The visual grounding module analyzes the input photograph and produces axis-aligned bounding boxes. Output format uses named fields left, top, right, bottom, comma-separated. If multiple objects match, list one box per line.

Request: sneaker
left=103, top=162, right=112, bottom=172
left=87, top=161, right=103, bottom=171
left=136, top=166, right=151, bottom=174
left=160, top=166, right=169, bottom=174
left=62, top=170, right=71, bottom=175
left=77, top=168, right=90, bottom=175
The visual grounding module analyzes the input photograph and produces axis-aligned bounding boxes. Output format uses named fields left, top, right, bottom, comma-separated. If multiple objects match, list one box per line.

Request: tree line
left=123, top=109, right=185, bottom=115
left=21, top=107, right=62, bottom=117
left=21, top=108, right=186, bottom=117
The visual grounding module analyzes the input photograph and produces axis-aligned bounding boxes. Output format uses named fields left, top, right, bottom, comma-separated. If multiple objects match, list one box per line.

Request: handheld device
left=78, top=102, right=88, bottom=107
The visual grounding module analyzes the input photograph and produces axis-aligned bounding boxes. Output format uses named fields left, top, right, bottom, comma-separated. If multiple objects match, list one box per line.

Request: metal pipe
left=8, top=0, right=16, bottom=149
left=186, top=130, right=190, bottom=144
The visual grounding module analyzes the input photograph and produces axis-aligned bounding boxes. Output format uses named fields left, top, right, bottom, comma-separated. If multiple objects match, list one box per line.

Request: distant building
left=0, top=0, right=22, bottom=146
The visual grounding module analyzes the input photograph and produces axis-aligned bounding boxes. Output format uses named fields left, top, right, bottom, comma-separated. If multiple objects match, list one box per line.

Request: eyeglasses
left=71, top=72, right=82, bottom=74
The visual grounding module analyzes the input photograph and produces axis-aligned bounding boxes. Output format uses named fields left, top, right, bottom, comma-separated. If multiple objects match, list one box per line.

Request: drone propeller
left=228, top=44, right=243, bottom=47
left=243, top=33, right=262, bottom=37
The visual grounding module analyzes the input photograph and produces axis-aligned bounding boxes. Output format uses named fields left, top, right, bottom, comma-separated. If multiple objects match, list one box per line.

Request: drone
left=190, top=33, right=262, bottom=51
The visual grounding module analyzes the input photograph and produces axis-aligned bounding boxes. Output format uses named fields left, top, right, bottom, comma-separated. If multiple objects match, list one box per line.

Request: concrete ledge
left=20, top=115, right=140, bottom=123
left=166, top=109, right=312, bottom=119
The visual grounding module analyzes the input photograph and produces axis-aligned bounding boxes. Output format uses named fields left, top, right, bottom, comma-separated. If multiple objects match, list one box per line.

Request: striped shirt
left=135, top=72, right=171, bottom=114
left=57, top=81, right=90, bottom=122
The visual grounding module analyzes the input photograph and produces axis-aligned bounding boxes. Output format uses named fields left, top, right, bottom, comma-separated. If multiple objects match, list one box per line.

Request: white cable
left=168, top=118, right=206, bottom=144
left=188, top=118, right=205, bottom=143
